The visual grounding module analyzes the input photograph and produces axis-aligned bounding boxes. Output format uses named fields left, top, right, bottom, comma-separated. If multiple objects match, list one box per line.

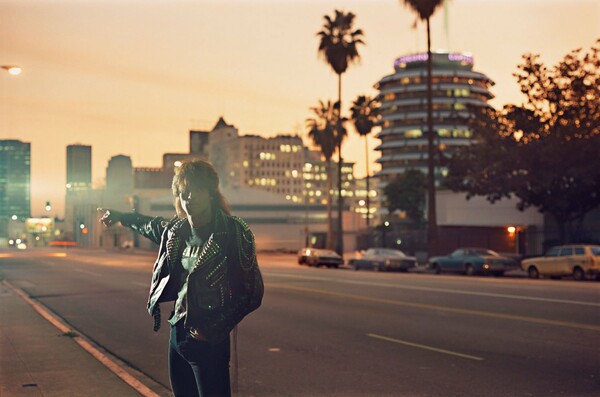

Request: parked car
left=428, top=248, right=518, bottom=276
left=349, top=248, right=417, bottom=272
left=297, top=248, right=343, bottom=268
left=521, top=245, right=600, bottom=280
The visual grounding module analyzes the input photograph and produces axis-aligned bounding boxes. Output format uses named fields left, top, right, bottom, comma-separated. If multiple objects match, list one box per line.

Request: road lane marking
left=2, top=280, right=161, bottom=397
left=367, top=333, right=484, bottom=361
left=264, top=272, right=600, bottom=307
left=73, top=268, right=102, bottom=277
left=267, top=284, right=600, bottom=332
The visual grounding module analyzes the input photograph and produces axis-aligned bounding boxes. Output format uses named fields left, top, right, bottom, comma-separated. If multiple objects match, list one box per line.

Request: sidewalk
left=0, top=281, right=145, bottom=397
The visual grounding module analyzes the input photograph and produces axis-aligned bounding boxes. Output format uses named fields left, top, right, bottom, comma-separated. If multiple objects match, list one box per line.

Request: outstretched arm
left=97, top=208, right=167, bottom=245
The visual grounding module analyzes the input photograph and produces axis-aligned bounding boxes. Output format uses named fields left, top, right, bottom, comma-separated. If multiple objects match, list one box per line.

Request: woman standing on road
left=98, top=160, right=264, bottom=397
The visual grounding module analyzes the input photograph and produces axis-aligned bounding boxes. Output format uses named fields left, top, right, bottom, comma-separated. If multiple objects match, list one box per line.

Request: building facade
left=0, top=139, right=31, bottom=220
left=0, top=139, right=31, bottom=240
left=66, top=144, right=92, bottom=194
left=375, top=52, right=494, bottom=183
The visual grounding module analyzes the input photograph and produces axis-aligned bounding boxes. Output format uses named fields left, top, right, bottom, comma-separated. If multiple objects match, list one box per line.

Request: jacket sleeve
left=120, top=213, right=169, bottom=245
left=199, top=218, right=264, bottom=343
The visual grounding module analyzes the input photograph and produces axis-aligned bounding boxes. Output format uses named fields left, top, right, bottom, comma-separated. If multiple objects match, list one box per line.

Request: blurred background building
left=375, top=52, right=494, bottom=184
left=0, top=139, right=31, bottom=242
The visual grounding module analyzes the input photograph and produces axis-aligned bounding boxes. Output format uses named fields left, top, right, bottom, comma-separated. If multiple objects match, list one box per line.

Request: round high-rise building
left=374, top=52, right=494, bottom=183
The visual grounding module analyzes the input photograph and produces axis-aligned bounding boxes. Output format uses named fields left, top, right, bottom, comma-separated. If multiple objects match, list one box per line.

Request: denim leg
left=172, top=322, right=231, bottom=397
left=169, top=324, right=200, bottom=397
left=187, top=343, right=231, bottom=397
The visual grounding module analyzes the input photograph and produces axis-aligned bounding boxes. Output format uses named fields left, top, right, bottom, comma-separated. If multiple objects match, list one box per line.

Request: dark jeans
left=169, top=321, right=231, bottom=397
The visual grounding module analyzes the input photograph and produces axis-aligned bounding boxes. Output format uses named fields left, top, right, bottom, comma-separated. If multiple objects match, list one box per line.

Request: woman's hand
left=97, top=208, right=123, bottom=227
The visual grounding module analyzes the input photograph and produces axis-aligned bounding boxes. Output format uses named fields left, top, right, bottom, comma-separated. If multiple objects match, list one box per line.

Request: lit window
left=405, top=129, right=422, bottom=138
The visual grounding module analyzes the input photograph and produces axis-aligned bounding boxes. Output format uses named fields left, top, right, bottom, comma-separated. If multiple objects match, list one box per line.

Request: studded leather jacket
left=121, top=209, right=264, bottom=344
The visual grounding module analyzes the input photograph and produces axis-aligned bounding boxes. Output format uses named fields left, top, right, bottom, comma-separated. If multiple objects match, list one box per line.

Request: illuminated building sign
left=394, top=52, right=474, bottom=68
left=26, top=218, right=54, bottom=234
left=448, top=53, right=474, bottom=64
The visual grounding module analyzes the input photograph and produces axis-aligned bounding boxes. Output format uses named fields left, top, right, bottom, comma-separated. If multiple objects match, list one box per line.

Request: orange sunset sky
left=1, top=0, right=598, bottom=218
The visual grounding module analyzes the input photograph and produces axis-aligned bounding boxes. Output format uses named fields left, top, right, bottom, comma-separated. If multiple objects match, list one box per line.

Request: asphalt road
left=1, top=248, right=599, bottom=397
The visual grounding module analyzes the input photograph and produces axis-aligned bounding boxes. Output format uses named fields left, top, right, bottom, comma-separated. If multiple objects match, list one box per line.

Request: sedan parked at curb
left=297, top=248, right=343, bottom=268
left=428, top=248, right=518, bottom=276
left=349, top=248, right=417, bottom=272
left=521, top=245, right=600, bottom=280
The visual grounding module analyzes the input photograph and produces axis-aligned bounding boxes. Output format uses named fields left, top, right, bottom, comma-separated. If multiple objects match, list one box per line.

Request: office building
left=0, top=140, right=31, bottom=238
left=66, top=144, right=92, bottom=194
left=375, top=52, right=495, bottom=183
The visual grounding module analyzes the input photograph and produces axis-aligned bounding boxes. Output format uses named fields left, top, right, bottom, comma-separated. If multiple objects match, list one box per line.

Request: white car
left=521, top=245, right=600, bottom=280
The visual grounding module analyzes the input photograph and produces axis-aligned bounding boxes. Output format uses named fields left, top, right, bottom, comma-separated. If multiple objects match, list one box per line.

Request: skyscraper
left=106, top=155, right=133, bottom=193
left=66, top=144, right=92, bottom=195
left=375, top=52, right=495, bottom=183
left=0, top=139, right=31, bottom=220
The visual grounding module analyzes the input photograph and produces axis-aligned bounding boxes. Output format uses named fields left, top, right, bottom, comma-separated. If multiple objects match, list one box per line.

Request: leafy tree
left=446, top=41, right=600, bottom=243
left=384, top=169, right=426, bottom=226
left=401, top=0, right=446, bottom=255
left=317, top=9, right=365, bottom=255
left=350, top=95, right=379, bottom=227
left=306, top=100, right=346, bottom=249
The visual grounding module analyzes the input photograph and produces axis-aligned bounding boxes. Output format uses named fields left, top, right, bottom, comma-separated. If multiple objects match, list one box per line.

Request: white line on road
left=367, top=333, right=484, bottom=361
left=73, top=268, right=102, bottom=277
left=131, top=281, right=148, bottom=288
left=264, top=272, right=599, bottom=307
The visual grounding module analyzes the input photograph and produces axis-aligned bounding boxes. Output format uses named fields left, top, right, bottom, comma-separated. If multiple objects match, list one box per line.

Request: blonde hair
left=171, top=160, right=231, bottom=218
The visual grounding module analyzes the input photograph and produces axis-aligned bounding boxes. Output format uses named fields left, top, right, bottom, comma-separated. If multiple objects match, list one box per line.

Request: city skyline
left=1, top=0, right=598, bottom=217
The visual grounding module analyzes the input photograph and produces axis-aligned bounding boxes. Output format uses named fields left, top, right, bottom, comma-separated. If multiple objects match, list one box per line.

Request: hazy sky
left=1, top=0, right=598, bottom=217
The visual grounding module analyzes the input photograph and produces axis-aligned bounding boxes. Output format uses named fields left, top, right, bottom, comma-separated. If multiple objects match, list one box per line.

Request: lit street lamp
left=1, top=65, right=22, bottom=75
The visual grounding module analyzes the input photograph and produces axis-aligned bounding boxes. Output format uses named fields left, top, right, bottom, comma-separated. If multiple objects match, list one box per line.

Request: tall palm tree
left=306, top=100, right=338, bottom=249
left=317, top=9, right=365, bottom=256
left=350, top=95, right=379, bottom=227
left=401, top=0, right=445, bottom=256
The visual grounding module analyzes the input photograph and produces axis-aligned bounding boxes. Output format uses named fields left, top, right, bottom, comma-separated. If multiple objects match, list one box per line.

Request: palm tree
left=306, top=100, right=338, bottom=249
left=401, top=0, right=445, bottom=256
left=350, top=95, right=379, bottom=227
left=317, top=9, right=365, bottom=256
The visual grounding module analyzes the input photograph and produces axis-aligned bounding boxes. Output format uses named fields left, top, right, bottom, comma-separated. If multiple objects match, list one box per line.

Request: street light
left=1, top=66, right=22, bottom=75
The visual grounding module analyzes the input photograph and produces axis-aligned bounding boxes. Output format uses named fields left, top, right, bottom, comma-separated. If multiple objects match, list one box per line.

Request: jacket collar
left=166, top=209, right=232, bottom=264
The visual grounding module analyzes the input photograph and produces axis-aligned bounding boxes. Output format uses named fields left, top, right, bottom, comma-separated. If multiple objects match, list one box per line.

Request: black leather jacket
left=121, top=209, right=264, bottom=344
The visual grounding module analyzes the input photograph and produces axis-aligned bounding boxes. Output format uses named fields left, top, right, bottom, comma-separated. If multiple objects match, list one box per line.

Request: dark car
left=349, top=248, right=417, bottom=272
left=297, top=248, right=343, bottom=268
left=428, top=247, right=518, bottom=276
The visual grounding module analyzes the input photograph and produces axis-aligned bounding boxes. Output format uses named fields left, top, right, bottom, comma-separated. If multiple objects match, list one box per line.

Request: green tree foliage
left=384, top=169, right=427, bottom=226
left=446, top=41, right=600, bottom=243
